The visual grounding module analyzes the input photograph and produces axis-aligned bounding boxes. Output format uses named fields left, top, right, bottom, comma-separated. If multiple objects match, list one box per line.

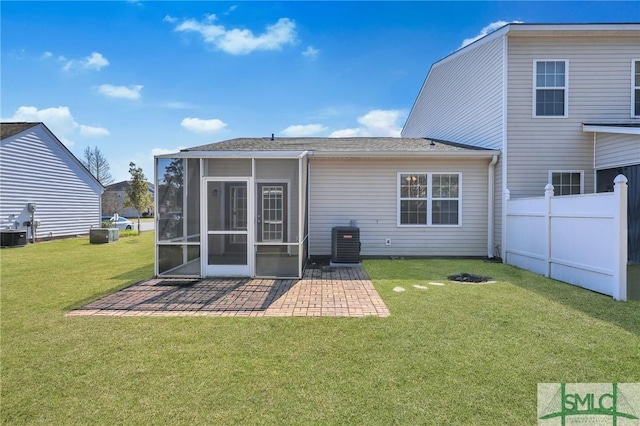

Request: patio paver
left=67, top=265, right=390, bottom=317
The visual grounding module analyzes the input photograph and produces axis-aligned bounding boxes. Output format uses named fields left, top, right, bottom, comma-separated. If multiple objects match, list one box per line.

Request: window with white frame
left=535, top=60, right=567, bottom=117
left=634, top=60, right=640, bottom=117
left=398, top=173, right=461, bottom=226
left=550, top=171, right=583, bottom=196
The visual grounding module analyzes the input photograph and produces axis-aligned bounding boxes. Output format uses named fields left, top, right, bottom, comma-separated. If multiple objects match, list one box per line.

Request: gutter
left=487, top=155, right=498, bottom=258
left=308, top=150, right=501, bottom=159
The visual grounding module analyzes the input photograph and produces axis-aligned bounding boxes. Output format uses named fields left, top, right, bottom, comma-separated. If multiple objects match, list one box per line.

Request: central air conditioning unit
left=0, top=230, right=27, bottom=248
left=331, top=226, right=361, bottom=265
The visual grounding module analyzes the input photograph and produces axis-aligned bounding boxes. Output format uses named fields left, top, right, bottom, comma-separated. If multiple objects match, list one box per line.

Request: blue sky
left=2, top=1, right=639, bottom=182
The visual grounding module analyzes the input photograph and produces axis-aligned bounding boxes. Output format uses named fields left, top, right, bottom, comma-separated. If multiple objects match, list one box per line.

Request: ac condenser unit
left=0, top=230, right=27, bottom=248
left=331, top=226, right=360, bottom=264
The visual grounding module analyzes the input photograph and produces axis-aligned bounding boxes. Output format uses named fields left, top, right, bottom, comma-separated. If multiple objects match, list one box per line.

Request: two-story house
left=154, top=23, right=638, bottom=279
left=403, top=22, right=639, bottom=263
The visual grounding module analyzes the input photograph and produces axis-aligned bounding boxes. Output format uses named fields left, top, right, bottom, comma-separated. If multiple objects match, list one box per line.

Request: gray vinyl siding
left=402, top=36, right=505, bottom=150
left=506, top=35, right=640, bottom=198
left=308, top=158, right=489, bottom=257
left=0, top=126, right=103, bottom=238
left=595, top=133, right=640, bottom=169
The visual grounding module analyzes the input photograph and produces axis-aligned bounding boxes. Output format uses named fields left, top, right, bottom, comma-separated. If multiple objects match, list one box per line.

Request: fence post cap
left=614, top=174, right=628, bottom=185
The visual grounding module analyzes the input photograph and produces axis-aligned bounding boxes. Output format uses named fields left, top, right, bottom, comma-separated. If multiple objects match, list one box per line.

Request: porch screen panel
left=186, top=159, right=201, bottom=242
left=157, top=157, right=185, bottom=242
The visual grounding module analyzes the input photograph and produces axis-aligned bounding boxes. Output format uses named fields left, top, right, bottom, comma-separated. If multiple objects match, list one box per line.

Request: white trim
left=487, top=155, right=498, bottom=258
left=202, top=177, right=253, bottom=277
left=548, top=170, right=584, bottom=195
left=255, top=179, right=291, bottom=245
left=156, top=150, right=308, bottom=159
left=309, top=150, right=500, bottom=159
left=632, top=58, right=639, bottom=118
left=396, top=171, right=462, bottom=227
left=533, top=60, right=569, bottom=118
left=582, top=124, right=640, bottom=135
left=501, top=33, right=509, bottom=261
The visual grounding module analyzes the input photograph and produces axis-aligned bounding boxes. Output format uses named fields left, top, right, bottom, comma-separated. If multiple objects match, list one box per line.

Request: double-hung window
left=549, top=171, right=583, bottom=196
left=534, top=60, right=568, bottom=117
left=633, top=60, right=640, bottom=117
left=398, top=173, right=461, bottom=226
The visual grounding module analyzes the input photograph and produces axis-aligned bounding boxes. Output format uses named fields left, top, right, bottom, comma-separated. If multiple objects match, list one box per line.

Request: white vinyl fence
left=504, top=175, right=628, bottom=300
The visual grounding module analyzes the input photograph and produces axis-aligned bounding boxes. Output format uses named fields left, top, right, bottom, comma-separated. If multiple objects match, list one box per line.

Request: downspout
left=593, top=132, right=597, bottom=192
left=487, top=155, right=498, bottom=258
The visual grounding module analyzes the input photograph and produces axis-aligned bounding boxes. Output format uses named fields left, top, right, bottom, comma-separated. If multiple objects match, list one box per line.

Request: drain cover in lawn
left=447, top=273, right=494, bottom=284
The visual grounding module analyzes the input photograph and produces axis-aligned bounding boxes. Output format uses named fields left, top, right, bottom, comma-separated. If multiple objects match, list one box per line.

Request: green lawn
left=1, top=235, right=639, bottom=424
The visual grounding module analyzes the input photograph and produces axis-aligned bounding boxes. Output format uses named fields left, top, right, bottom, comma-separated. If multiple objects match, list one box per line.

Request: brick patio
left=67, top=265, right=390, bottom=317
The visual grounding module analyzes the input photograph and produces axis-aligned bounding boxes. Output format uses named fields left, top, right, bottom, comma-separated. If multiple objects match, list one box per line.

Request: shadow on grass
left=628, top=264, right=640, bottom=301
left=365, top=259, right=640, bottom=336
left=498, top=268, right=640, bottom=337
left=64, top=264, right=154, bottom=312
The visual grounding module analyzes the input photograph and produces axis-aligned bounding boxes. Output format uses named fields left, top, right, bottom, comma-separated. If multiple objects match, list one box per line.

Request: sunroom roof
left=186, top=137, right=490, bottom=152
left=155, top=137, right=499, bottom=159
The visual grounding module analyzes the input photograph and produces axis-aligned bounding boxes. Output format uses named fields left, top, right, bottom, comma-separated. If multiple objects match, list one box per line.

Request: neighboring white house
left=0, top=122, right=104, bottom=240
left=402, top=22, right=640, bottom=264
left=102, top=180, right=155, bottom=218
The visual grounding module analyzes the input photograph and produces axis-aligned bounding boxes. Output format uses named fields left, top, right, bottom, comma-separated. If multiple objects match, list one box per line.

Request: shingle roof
left=1, top=122, right=40, bottom=140
left=105, top=180, right=155, bottom=192
left=185, top=137, right=492, bottom=153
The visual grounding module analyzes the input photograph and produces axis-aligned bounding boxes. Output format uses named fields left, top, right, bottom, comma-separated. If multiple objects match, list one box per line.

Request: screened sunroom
left=155, top=151, right=309, bottom=278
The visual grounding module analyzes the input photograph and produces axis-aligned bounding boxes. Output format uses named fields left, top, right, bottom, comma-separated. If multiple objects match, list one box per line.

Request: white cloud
left=2, top=106, right=110, bottom=146
left=460, top=20, right=523, bottom=48
left=42, top=51, right=53, bottom=58
left=63, top=52, right=109, bottom=72
left=302, top=46, right=319, bottom=60
left=79, top=125, right=110, bottom=137
left=330, top=109, right=405, bottom=138
left=163, top=15, right=177, bottom=23
left=151, top=146, right=187, bottom=156
left=98, top=84, right=143, bottom=100
left=159, top=101, right=194, bottom=109
left=181, top=117, right=227, bottom=133
left=281, top=124, right=327, bottom=137
left=329, top=128, right=366, bottom=138
left=173, top=17, right=297, bottom=55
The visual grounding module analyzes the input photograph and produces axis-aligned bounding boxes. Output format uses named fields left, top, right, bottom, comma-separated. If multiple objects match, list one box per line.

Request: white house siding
left=595, top=133, right=640, bottom=170
left=402, top=36, right=505, bottom=150
left=308, top=157, right=489, bottom=257
left=506, top=34, right=640, bottom=198
left=0, top=126, right=102, bottom=238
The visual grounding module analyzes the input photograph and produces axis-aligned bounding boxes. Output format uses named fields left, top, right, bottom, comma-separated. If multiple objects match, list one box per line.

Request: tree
left=124, top=162, right=152, bottom=235
left=82, top=146, right=114, bottom=185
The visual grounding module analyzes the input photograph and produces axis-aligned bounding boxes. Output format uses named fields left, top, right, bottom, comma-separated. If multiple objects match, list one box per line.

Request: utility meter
left=27, top=203, right=36, bottom=213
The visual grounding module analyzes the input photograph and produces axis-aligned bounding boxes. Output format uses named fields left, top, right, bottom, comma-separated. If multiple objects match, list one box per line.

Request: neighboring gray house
left=403, top=22, right=639, bottom=262
left=102, top=180, right=155, bottom=218
left=0, top=122, right=103, bottom=240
